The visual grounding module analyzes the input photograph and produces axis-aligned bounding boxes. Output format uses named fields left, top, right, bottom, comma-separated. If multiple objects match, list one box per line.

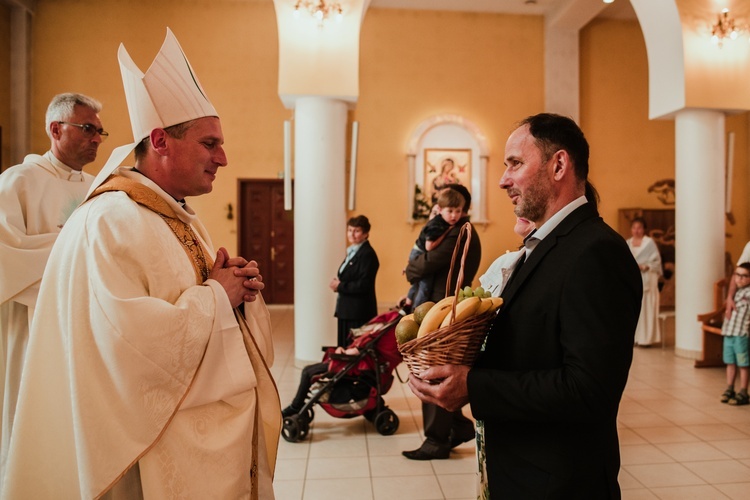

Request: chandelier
left=293, top=0, right=343, bottom=26
left=711, top=8, right=747, bottom=47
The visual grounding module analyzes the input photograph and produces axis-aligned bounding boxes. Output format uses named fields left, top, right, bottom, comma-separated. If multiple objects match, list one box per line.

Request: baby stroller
left=281, top=310, right=404, bottom=443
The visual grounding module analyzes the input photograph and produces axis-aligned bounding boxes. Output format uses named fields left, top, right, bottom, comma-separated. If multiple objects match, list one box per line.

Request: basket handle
left=443, top=222, right=473, bottom=325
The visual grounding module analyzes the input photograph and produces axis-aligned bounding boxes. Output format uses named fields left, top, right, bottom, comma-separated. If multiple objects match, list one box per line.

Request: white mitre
left=86, top=27, right=218, bottom=199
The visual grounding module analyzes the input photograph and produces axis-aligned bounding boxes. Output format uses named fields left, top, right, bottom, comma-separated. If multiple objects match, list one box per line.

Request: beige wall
left=29, top=0, right=288, bottom=249
left=12, top=0, right=750, bottom=303
left=678, top=0, right=750, bottom=111
left=582, top=17, right=750, bottom=267
left=0, top=4, right=10, bottom=171
left=581, top=18, right=675, bottom=223
left=355, top=8, right=545, bottom=301
left=725, top=112, right=750, bottom=264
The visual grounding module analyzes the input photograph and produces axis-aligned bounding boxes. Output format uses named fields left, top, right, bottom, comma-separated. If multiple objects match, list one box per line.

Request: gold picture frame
left=414, top=148, right=471, bottom=219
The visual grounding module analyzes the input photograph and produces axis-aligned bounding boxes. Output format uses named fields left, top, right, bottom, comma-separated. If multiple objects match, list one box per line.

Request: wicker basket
left=398, top=222, right=498, bottom=375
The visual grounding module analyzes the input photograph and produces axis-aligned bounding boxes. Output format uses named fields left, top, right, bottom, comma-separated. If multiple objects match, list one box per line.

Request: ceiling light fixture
left=293, top=0, right=343, bottom=26
left=711, top=8, right=747, bottom=47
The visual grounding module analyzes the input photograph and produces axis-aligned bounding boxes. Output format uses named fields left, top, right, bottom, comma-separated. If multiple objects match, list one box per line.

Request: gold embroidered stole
left=89, top=175, right=211, bottom=284
left=236, top=309, right=280, bottom=499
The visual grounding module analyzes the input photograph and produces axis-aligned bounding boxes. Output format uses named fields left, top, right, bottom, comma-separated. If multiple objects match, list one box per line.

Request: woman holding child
left=402, top=184, right=481, bottom=461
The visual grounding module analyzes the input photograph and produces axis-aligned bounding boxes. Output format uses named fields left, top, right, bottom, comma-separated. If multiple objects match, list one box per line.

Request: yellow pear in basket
left=440, top=296, right=482, bottom=328
left=399, top=313, right=415, bottom=323
left=416, top=296, right=454, bottom=338
left=395, top=317, right=419, bottom=345
left=412, top=301, right=435, bottom=325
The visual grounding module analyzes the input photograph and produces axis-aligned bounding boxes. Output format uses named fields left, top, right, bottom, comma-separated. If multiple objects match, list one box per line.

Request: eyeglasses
left=734, top=272, right=750, bottom=279
left=58, top=121, right=109, bottom=141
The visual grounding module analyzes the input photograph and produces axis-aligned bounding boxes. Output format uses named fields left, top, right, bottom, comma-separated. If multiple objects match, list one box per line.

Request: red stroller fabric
left=315, top=310, right=403, bottom=417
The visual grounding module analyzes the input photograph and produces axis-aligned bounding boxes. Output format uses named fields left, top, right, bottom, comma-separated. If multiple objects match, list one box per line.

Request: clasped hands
left=209, top=247, right=265, bottom=307
left=407, top=364, right=471, bottom=412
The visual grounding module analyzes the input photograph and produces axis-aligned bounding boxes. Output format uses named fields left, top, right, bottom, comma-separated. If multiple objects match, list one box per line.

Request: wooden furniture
left=695, top=278, right=728, bottom=368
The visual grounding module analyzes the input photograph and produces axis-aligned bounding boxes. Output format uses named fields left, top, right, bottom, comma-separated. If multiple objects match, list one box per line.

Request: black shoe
left=402, top=447, right=449, bottom=460
left=449, top=428, right=475, bottom=448
left=721, top=388, right=735, bottom=404
left=397, top=298, right=413, bottom=314
left=282, top=405, right=301, bottom=418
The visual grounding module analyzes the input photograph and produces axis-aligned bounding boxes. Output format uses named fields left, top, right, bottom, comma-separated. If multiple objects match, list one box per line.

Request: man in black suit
left=330, top=215, right=379, bottom=347
left=408, top=113, right=642, bottom=498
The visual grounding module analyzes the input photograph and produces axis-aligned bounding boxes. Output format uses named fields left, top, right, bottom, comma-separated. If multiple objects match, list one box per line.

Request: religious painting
left=413, top=149, right=471, bottom=219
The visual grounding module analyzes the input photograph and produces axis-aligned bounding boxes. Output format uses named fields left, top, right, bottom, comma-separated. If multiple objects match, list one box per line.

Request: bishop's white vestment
left=0, top=152, right=93, bottom=477
left=1, top=168, right=280, bottom=499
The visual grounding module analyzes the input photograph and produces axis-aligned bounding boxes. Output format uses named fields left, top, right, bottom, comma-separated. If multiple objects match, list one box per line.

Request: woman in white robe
left=627, top=217, right=663, bottom=346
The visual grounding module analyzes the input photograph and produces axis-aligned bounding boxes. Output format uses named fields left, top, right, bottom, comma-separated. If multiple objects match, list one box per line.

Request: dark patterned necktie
left=504, top=229, right=538, bottom=290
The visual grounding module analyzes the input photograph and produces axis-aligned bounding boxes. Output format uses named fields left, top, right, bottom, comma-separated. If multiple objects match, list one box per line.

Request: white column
left=544, top=26, right=580, bottom=122
left=543, top=0, right=607, bottom=122
left=293, top=96, right=348, bottom=364
left=674, top=109, right=726, bottom=357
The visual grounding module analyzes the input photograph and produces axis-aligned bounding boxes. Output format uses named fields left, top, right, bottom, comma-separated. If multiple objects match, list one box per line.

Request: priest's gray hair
left=45, top=93, right=103, bottom=138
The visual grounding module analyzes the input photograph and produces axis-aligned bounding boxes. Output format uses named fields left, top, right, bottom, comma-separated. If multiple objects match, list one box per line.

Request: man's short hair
left=520, top=113, right=590, bottom=182
left=347, top=215, right=371, bottom=234
left=45, top=93, right=102, bottom=138
left=739, top=262, right=750, bottom=273
left=436, top=187, right=465, bottom=210
left=444, top=184, right=472, bottom=211
left=133, top=121, right=196, bottom=161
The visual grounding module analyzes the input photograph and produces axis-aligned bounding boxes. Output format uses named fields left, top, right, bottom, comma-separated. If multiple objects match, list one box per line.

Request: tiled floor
left=268, top=306, right=750, bottom=499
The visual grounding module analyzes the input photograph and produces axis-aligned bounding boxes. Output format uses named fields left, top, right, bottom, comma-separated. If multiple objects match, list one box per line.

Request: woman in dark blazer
left=329, top=215, right=379, bottom=347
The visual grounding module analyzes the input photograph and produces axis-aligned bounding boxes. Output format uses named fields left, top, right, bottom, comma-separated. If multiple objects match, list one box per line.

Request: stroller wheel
left=301, top=406, right=315, bottom=423
left=282, top=414, right=311, bottom=443
left=297, top=417, right=310, bottom=441
left=373, top=408, right=399, bottom=436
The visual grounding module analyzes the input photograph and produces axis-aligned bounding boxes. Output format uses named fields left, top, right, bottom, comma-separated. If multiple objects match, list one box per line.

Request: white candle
left=348, top=121, right=359, bottom=211
left=284, top=120, right=292, bottom=211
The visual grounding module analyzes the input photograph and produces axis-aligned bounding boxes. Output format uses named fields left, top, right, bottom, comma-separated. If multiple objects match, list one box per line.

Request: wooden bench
left=695, top=278, right=727, bottom=368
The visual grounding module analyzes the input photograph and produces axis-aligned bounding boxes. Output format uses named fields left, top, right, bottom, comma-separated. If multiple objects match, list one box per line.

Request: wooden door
left=238, top=179, right=294, bottom=304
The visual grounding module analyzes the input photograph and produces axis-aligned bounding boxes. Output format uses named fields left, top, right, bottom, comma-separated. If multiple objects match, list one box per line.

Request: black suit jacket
left=335, top=240, right=379, bottom=320
left=468, top=203, right=641, bottom=499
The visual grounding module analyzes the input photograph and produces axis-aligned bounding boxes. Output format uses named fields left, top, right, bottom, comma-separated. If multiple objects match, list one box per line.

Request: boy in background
left=721, top=261, right=750, bottom=406
left=404, top=188, right=465, bottom=308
